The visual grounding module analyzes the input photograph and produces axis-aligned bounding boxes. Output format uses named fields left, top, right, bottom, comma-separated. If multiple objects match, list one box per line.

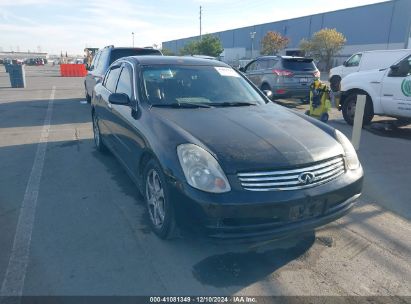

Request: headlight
left=177, top=144, right=231, bottom=193
left=335, top=130, right=360, bottom=170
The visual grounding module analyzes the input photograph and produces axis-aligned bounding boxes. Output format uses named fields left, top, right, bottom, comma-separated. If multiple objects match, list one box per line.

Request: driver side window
left=246, top=61, right=257, bottom=72
left=345, top=54, right=362, bottom=67
left=104, top=66, right=122, bottom=92
left=389, top=55, right=411, bottom=77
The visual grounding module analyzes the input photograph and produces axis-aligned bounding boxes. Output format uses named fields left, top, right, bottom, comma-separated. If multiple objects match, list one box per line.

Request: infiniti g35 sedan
left=91, top=56, right=363, bottom=240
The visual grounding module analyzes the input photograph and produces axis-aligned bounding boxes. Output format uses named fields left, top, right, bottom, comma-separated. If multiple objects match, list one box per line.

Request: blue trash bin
left=8, top=64, right=26, bottom=88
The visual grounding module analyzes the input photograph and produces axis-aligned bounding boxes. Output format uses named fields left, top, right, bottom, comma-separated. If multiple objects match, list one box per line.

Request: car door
left=109, top=63, right=137, bottom=165
left=111, top=63, right=147, bottom=177
left=85, top=50, right=101, bottom=96
left=342, top=53, right=362, bottom=78
left=89, top=49, right=109, bottom=96
left=96, top=64, right=122, bottom=148
left=381, top=55, right=411, bottom=118
left=244, top=60, right=260, bottom=86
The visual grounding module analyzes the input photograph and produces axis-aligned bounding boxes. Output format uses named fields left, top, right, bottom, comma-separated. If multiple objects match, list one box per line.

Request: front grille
left=238, top=156, right=345, bottom=191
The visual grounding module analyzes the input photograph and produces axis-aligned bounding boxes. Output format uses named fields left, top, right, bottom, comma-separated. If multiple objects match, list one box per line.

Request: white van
left=329, top=49, right=411, bottom=91
left=339, top=53, right=411, bottom=125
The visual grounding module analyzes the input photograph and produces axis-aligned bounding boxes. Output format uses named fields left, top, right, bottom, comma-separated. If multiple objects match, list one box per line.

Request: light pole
left=250, top=31, right=256, bottom=59
left=132, top=32, right=135, bottom=47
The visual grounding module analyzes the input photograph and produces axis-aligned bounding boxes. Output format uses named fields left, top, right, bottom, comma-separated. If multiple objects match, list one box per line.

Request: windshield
left=141, top=65, right=266, bottom=106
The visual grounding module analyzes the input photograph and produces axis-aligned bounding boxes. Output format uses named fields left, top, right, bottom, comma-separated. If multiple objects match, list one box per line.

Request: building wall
left=162, top=0, right=411, bottom=67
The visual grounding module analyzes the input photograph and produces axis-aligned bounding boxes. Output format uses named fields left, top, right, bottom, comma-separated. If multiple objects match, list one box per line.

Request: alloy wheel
left=146, top=169, right=166, bottom=228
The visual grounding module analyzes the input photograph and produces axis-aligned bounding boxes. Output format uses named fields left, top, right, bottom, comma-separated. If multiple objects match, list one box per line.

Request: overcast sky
left=0, top=0, right=389, bottom=55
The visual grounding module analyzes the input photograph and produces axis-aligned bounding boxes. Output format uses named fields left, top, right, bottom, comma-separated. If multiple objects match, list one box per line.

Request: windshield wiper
left=151, top=102, right=212, bottom=108
left=206, top=102, right=257, bottom=107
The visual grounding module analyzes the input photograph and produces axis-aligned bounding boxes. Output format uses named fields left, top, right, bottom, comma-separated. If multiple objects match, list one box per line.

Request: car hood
left=151, top=104, right=344, bottom=173
left=341, top=68, right=386, bottom=90
left=330, top=65, right=343, bottom=77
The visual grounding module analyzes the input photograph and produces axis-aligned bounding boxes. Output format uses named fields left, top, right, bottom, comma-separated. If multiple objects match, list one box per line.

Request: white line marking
left=0, top=86, right=56, bottom=298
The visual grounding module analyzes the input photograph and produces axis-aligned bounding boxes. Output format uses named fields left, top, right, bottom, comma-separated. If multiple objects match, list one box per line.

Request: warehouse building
left=0, top=51, right=48, bottom=60
left=162, top=0, right=411, bottom=68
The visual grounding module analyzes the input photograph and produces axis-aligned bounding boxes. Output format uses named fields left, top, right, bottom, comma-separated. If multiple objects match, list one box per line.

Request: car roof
left=120, top=55, right=228, bottom=67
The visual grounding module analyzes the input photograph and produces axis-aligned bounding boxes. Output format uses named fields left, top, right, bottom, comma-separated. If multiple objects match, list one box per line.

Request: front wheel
left=342, top=93, right=374, bottom=126
left=144, top=159, right=177, bottom=239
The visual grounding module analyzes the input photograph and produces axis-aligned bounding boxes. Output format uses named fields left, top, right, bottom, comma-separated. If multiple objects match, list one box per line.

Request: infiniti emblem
left=298, top=172, right=316, bottom=185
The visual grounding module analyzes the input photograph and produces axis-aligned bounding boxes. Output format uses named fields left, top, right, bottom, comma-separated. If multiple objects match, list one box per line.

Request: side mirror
left=390, top=64, right=400, bottom=71
left=109, top=93, right=130, bottom=105
left=343, top=60, right=348, bottom=67
left=263, top=90, right=273, bottom=99
left=239, top=67, right=245, bottom=72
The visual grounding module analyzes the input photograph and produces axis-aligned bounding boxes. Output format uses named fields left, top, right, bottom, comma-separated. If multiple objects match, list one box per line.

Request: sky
left=0, top=0, right=389, bottom=55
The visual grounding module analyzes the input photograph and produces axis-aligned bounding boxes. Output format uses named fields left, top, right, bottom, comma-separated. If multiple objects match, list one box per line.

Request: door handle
left=383, top=94, right=394, bottom=97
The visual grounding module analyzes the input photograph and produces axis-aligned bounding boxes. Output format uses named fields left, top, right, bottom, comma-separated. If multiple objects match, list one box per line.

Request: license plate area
left=299, top=78, right=309, bottom=83
left=289, top=200, right=324, bottom=221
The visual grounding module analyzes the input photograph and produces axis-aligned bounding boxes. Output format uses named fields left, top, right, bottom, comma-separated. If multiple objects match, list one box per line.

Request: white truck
left=329, top=49, right=411, bottom=92
left=339, top=53, right=411, bottom=125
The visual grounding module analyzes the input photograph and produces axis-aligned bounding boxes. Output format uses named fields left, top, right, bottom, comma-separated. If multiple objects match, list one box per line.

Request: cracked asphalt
left=0, top=66, right=410, bottom=299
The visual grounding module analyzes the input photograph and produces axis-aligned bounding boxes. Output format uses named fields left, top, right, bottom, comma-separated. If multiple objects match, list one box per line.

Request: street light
left=132, top=32, right=135, bottom=47
left=250, top=31, right=256, bottom=59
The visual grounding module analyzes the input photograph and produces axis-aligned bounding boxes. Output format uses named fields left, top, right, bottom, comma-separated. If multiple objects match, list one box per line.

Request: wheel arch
left=341, top=88, right=372, bottom=108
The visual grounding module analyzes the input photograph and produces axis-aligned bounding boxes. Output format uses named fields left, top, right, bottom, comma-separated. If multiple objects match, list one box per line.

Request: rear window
left=109, top=49, right=161, bottom=64
left=282, top=58, right=316, bottom=71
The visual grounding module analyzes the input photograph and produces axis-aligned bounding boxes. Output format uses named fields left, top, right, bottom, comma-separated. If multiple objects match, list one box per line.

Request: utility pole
left=199, top=6, right=202, bottom=40
left=132, top=32, right=135, bottom=47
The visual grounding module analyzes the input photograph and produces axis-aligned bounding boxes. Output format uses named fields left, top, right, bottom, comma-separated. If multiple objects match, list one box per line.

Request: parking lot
left=0, top=65, right=410, bottom=297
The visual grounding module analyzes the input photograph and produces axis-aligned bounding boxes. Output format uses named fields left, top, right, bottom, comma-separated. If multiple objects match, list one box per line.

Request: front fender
left=340, top=71, right=385, bottom=114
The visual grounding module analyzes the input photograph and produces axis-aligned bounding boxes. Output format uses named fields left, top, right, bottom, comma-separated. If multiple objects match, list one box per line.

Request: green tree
left=179, top=35, right=223, bottom=57
left=197, top=35, right=224, bottom=57
left=300, top=28, right=346, bottom=71
left=161, top=48, right=175, bottom=56
left=179, top=40, right=199, bottom=56
left=260, top=31, right=289, bottom=55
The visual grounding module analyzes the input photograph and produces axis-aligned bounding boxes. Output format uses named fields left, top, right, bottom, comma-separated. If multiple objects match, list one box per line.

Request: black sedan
left=91, top=56, right=363, bottom=240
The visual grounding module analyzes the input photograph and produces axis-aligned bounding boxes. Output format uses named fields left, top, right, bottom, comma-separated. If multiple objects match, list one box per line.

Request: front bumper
left=168, top=168, right=363, bottom=240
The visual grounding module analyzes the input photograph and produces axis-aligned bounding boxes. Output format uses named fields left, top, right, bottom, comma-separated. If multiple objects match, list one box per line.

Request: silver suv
left=240, top=56, right=320, bottom=100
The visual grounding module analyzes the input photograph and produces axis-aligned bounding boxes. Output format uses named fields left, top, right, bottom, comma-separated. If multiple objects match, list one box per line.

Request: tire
left=85, top=84, right=91, bottom=103
left=92, top=113, right=107, bottom=152
left=330, top=75, right=341, bottom=92
left=86, top=93, right=91, bottom=103
left=143, top=159, right=177, bottom=239
left=342, top=93, right=374, bottom=126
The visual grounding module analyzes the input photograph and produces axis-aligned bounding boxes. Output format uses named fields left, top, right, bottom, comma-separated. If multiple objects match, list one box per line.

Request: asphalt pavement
left=0, top=66, right=410, bottom=298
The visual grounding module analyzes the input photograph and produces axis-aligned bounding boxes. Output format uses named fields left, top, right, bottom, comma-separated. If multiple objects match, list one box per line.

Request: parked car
left=91, top=56, right=363, bottom=240
left=239, top=56, right=320, bottom=101
left=84, top=45, right=162, bottom=103
left=330, top=49, right=411, bottom=92
left=339, top=53, right=411, bottom=125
